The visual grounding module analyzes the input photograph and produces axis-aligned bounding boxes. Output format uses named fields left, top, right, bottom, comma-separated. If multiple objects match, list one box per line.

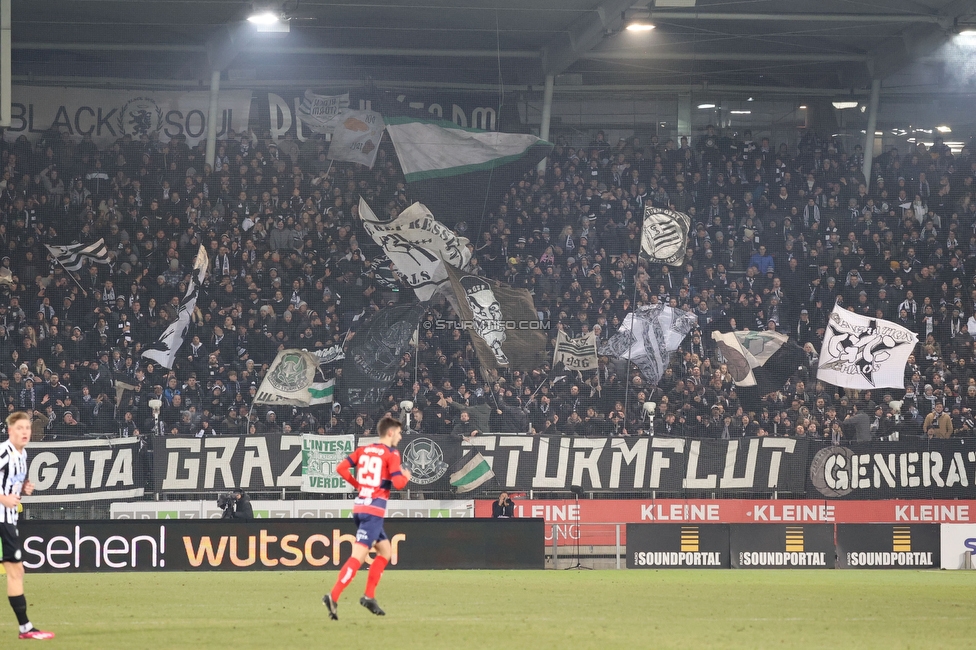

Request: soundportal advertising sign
left=729, top=524, right=835, bottom=569
left=18, top=519, right=544, bottom=573
left=835, top=524, right=940, bottom=569
left=627, top=524, right=731, bottom=569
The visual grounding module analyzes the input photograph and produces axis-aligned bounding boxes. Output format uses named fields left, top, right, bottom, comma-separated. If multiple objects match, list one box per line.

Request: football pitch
left=1, top=570, right=974, bottom=648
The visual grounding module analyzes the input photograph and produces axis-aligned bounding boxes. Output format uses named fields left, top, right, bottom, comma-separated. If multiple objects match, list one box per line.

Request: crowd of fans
left=0, top=119, right=972, bottom=444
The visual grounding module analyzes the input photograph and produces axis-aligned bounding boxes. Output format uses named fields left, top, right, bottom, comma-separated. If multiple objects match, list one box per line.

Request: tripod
left=564, top=485, right=592, bottom=570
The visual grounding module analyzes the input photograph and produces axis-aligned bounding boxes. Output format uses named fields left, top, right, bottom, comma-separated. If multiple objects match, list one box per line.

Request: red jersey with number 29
left=339, top=443, right=407, bottom=517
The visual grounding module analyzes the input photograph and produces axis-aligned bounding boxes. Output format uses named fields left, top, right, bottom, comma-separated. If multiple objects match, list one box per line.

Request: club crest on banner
left=640, top=207, right=691, bottom=266
left=401, top=437, right=449, bottom=485
left=268, top=351, right=311, bottom=392
left=117, top=96, right=164, bottom=139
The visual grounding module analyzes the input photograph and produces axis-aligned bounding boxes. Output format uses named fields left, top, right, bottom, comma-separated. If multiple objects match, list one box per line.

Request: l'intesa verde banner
left=301, top=434, right=355, bottom=493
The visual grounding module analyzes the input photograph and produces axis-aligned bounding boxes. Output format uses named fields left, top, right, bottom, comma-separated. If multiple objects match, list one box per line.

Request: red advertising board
left=475, top=499, right=976, bottom=547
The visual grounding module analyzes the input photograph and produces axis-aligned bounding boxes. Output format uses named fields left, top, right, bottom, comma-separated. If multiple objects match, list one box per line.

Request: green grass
left=1, top=570, right=975, bottom=649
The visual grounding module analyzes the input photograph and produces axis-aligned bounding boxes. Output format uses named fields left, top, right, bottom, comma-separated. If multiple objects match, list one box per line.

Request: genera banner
left=8, top=86, right=252, bottom=147
left=806, top=439, right=976, bottom=499
left=26, top=437, right=144, bottom=502
left=627, top=523, right=730, bottom=568
left=19, top=519, right=544, bottom=573
left=835, top=524, right=940, bottom=569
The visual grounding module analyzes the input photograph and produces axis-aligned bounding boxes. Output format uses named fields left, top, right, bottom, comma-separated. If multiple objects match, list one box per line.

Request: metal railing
left=548, top=522, right=627, bottom=570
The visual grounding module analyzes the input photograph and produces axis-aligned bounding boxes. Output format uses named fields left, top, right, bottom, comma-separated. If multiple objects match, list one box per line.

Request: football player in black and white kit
left=0, top=411, right=54, bottom=640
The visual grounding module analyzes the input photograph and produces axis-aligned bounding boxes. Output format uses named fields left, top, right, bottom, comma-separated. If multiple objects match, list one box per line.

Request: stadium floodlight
left=626, top=23, right=655, bottom=32
left=642, top=402, right=656, bottom=415
left=729, top=110, right=751, bottom=115
left=697, top=103, right=716, bottom=109
left=798, top=105, right=807, bottom=109
left=247, top=11, right=279, bottom=25
left=937, top=125, right=952, bottom=133
left=832, top=101, right=859, bottom=110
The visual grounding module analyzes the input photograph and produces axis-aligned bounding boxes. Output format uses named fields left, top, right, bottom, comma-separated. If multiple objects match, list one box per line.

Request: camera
left=217, top=492, right=237, bottom=518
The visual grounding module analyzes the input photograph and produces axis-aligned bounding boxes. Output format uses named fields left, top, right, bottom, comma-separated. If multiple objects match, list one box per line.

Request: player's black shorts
left=0, top=522, right=23, bottom=563
left=353, top=513, right=388, bottom=548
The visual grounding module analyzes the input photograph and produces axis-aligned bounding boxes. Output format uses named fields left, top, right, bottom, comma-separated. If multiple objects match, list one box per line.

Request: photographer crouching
left=218, top=488, right=253, bottom=520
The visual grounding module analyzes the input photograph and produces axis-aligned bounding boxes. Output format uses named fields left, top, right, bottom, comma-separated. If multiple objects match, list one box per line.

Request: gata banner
left=7, top=86, right=252, bottom=147
left=806, top=439, right=976, bottom=500
left=18, top=519, right=544, bottom=572
left=835, top=524, right=940, bottom=569
left=730, top=524, right=835, bottom=569
left=25, top=437, right=145, bottom=503
left=627, top=523, right=730, bottom=569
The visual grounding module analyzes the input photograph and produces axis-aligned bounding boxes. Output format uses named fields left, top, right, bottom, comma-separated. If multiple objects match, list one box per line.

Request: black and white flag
left=553, top=330, right=599, bottom=371
left=359, top=197, right=471, bottom=301
left=45, top=239, right=111, bottom=271
left=639, top=207, right=691, bottom=266
left=342, top=304, right=425, bottom=407
left=817, top=305, right=917, bottom=389
left=142, top=246, right=209, bottom=369
left=600, top=304, right=697, bottom=385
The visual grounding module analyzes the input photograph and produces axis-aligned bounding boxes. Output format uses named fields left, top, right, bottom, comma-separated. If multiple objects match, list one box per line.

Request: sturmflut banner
left=7, top=86, right=252, bottom=147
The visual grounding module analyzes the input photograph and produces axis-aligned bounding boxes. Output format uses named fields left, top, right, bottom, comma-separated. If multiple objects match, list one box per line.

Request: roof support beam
left=541, top=0, right=634, bottom=75
left=581, top=52, right=868, bottom=63
left=12, top=42, right=540, bottom=58
left=647, top=11, right=942, bottom=24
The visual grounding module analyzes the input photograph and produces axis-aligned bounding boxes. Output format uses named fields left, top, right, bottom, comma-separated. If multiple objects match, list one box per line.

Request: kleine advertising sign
left=475, top=499, right=976, bottom=547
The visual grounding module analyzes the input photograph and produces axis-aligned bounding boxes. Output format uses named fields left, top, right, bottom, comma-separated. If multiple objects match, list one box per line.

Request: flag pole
left=52, top=257, right=89, bottom=298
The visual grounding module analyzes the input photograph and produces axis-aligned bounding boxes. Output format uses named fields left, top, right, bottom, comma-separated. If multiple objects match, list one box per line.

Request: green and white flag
left=254, top=349, right=319, bottom=406
left=449, top=452, right=494, bottom=494
left=301, top=434, right=356, bottom=493
left=308, top=379, right=335, bottom=405
left=384, top=117, right=552, bottom=224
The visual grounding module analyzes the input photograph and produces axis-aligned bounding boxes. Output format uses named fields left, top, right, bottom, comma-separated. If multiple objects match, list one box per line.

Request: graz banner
left=465, top=435, right=809, bottom=494
left=806, top=439, right=976, bottom=499
left=301, top=434, right=355, bottom=493
left=627, top=523, right=730, bottom=568
left=153, top=434, right=304, bottom=492
left=730, top=524, right=835, bottom=568
left=25, top=437, right=144, bottom=503
left=18, top=519, right=544, bottom=572
left=835, top=524, right=940, bottom=569
left=8, top=86, right=251, bottom=147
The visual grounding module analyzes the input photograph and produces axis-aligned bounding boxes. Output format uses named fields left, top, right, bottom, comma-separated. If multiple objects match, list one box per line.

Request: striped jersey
left=346, top=443, right=404, bottom=517
left=0, top=440, right=27, bottom=525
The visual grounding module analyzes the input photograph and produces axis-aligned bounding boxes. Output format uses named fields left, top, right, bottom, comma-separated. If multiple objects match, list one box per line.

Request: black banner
left=730, top=524, right=835, bottom=568
left=342, top=304, right=424, bottom=408
left=25, top=438, right=145, bottom=502
left=627, top=523, right=730, bottom=568
left=806, top=439, right=976, bottom=500
left=465, top=435, right=810, bottom=495
left=153, top=434, right=303, bottom=492
left=835, top=524, right=940, bottom=569
left=19, top=519, right=544, bottom=572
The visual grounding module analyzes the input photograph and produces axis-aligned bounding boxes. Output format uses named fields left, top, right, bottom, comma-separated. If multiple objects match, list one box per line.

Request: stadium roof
left=12, top=0, right=976, bottom=93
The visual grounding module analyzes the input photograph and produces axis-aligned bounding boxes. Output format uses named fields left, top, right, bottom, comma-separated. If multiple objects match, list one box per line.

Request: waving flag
left=359, top=197, right=471, bottom=301
left=296, top=91, right=350, bottom=134
left=600, top=304, right=697, bottom=385
left=328, top=109, right=385, bottom=168
left=711, top=330, right=803, bottom=398
left=817, top=305, right=917, bottom=389
left=254, top=349, right=321, bottom=407
left=343, top=304, right=425, bottom=407
left=553, top=330, right=599, bottom=372
left=142, top=246, right=208, bottom=369
left=640, top=207, right=691, bottom=266
left=45, top=239, right=111, bottom=271
left=385, top=117, right=552, bottom=224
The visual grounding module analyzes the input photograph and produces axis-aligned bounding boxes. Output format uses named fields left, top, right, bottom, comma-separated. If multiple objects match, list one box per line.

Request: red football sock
left=365, top=556, right=389, bottom=598
left=330, top=557, right=362, bottom=602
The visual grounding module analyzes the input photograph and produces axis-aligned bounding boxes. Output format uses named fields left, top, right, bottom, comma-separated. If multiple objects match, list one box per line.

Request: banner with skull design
left=254, top=349, right=320, bottom=406
left=817, top=306, right=917, bottom=390
left=444, top=263, right=547, bottom=372
left=342, top=303, right=425, bottom=407
left=639, top=206, right=691, bottom=266
left=599, top=304, right=698, bottom=385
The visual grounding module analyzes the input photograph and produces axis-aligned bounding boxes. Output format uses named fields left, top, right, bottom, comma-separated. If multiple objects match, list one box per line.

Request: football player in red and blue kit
left=324, top=416, right=411, bottom=620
